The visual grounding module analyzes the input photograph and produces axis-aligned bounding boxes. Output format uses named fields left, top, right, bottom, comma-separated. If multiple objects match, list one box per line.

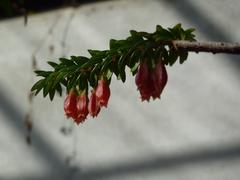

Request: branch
left=172, top=40, right=240, bottom=54
left=31, top=23, right=240, bottom=124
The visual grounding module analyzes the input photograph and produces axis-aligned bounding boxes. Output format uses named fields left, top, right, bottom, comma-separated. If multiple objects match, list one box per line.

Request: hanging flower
left=151, top=61, right=168, bottom=99
left=64, top=90, right=78, bottom=119
left=75, top=92, right=89, bottom=124
left=96, top=79, right=111, bottom=107
left=135, top=59, right=168, bottom=101
left=135, top=61, right=151, bottom=101
left=88, top=90, right=101, bottom=117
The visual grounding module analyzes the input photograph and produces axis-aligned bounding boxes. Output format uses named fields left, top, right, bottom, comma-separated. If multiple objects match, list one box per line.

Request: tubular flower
left=75, top=93, right=89, bottom=124
left=135, top=61, right=151, bottom=101
left=135, top=60, right=168, bottom=101
left=64, top=90, right=78, bottom=119
left=96, top=79, right=111, bottom=107
left=88, top=90, right=101, bottom=117
left=151, top=61, right=168, bottom=99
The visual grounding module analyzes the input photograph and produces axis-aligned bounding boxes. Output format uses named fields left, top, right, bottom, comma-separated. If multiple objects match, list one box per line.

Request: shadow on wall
left=0, top=85, right=75, bottom=179
left=1, top=141, right=240, bottom=180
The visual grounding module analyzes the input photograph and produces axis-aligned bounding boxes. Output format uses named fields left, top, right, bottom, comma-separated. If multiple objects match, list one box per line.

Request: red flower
left=151, top=61, right=168, bottom=99
left=135, top=61, right=151, bottom=101
left=75, top=93, right=89, bottom=124
left=135, top=60, right=168, bottom=101
left=88, top=90, right=101, bottom=117
left=96, top=79, right=111, bottom=107
left=64, top=90, right=78, bottom=119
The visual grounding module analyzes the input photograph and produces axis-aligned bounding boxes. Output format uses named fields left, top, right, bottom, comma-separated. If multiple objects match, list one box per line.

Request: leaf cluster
left=31, top=24, right=196, bottom=100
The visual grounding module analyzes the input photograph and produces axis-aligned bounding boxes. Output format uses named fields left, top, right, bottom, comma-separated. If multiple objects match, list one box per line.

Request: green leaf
left=71, top=56, right=89, bottom=66
left=35, top=70, right=52, bottom=77
left=118, top=53, right=127, bottom=72
left=49, top=89, right=55, bottom=101
left=155, top=25, right=173, bottom=40
left=161, top=48, right=169, bottom=65
left=31, top=79, right=45, bottom=91
left=43, top=74, right=55, bottom=97
left=184, top=28, right=196, bottom=41
left=118, top=67, right=126, bottom=83
left=109, top=40, right=127, bottom=51
left=130, top=30, right=138, bottom=37
left=53, top=71, right=68, bottom=87
left=59, top=58, right=75, bottom=66
left=101, top=56, right=113, bottom=72
left=110, top=39, right=117, bottom=49
left=77, top=73, right=87, bottom=90
left=47, top=61, right=58, bottom=69
left=106, top=69, right=113, bottom=80
left=89, top=64, right=101, bottom=87
left=67, top=73, right=78, bottom=91
left=81, top=57, right=102, bottom=69
left=168, top=49, right=179, bottom=66
left=179, top=51, right=188, bottom=64
left=168, top=23, right=185, bottom=40
left=131, top=62, right=139, bottom=76
left=55, top=83, right=62, bottom=96
left=35, top=86, right=43, bottom=96
left=88, top=50, right=107, bottom=59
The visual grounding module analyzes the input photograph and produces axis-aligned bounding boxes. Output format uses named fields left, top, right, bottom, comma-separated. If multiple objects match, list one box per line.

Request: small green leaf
left=56, top=83, right=62, bottom=96
left=118, top=53, right=127, bottom=72
left=59, top=58, right=75, bottom=66
left=131, top=62, right=139, bottom=76
left=106, top=69, right=113, bottom=80
left=101, top=56, right=112, bottom=72
left=168, top=23, right=184, bottom=40
left=162, top=48, right=169, bottom=65
left=35, top=70, right=52, bottom=77
left=44, top=74, right=55, bottom=97
left=81, top=57, right=102, bottom=69
left=49, top=89, right=55, bottom=101
left=110, top=39, right=117, bottom=49
left=118, top=67, right=126, bottom=83
left=47, top=61, right=58, bottom=69
left=71, top=56, right=89, bottom=66
left=130, top=30, right=138, bottom=37
left=53, top=71, right=67, bottom=87
left=168, top=49, right=179, bottom=66
left=89, top=64, right=101, bottom=87
left=184, top=28, right=196, bottom=41
left=88, top=50, right=107, bottom=59
left=155, top=25, right=173, bottom=40
left=128, top=50, right=141, bottom=68
left=179, top=51, right=188, bottom=64
left=31, top=79, right=45, bottom=91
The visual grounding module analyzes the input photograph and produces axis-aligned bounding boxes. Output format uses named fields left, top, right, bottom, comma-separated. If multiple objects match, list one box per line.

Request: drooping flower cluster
left=135, top=59, right=168, bottom=101
left=64, top=79, right=110, bottom=124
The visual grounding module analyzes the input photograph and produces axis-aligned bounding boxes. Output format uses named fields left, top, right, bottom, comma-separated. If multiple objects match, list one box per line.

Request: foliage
left=31, top=24, right=196, bottom=100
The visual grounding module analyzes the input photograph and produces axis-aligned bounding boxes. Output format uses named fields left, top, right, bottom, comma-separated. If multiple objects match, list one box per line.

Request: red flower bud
left=64, top=90, right=77, bottom=119
left=151, top=61, right=168, bottom=99
left=88, top=90, right=101, bottom=117
left=96, top=79, right=111, bottom=107
left=135, top=61, right=151, bottom=101
left=75, top=93, right=89, bottom=124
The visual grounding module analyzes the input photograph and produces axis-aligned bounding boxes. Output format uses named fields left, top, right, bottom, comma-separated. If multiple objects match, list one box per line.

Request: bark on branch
left=172, top=40, right=240, bottom=54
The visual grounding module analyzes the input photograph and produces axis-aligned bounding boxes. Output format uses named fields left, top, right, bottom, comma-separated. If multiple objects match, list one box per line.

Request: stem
left=172, top=40, right=240, bottom=54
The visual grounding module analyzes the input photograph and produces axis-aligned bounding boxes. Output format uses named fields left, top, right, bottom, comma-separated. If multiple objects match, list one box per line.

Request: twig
left=172, top=40, right=240, bottom=54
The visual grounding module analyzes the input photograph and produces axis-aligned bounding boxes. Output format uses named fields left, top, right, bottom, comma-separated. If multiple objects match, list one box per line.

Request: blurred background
left=0, top=0, right=240, bottom=179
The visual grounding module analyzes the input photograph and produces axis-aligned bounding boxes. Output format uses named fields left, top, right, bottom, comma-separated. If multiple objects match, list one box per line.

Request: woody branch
left=172, top=40, right=240, bottom=54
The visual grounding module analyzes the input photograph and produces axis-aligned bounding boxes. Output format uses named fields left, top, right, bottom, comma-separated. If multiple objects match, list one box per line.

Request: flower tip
left=74, top=116, right=87, bottom=125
